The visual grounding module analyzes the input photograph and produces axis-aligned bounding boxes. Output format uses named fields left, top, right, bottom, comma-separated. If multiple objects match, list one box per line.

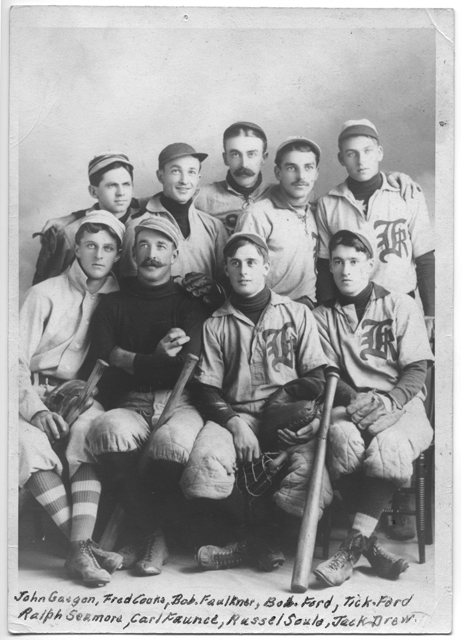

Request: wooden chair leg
left=415, top=452, right=426, bottom=564
left=321, top=504, right=332, bottom=559
left=425, top=447, right=434, bottom=545
left=99, top=504, right=126, bottom=551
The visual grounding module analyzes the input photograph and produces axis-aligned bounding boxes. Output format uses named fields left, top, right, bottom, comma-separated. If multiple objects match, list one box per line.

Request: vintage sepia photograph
left=8, top=5, right=453, bottom=635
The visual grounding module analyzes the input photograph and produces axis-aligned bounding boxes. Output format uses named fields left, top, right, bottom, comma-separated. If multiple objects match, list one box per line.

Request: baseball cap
left=158, top=143, right=208, bottom=169
left=275, top=136, right=322, bottom=164
left=88, top=153, right=133, bottom=178
left=223, top=121, right=268, bottom=144
left=77, top=210, right=125, bottom=244
left=338, top=119, right=379, bottom=146
left=134, top=213, right=181, bottom=248
left=224, top=231, right=269, bottom=256
left=329, top=229, right=374, bottom=259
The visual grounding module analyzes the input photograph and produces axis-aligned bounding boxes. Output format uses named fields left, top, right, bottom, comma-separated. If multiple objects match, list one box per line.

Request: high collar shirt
left=19, top=259, right=119, bottom=422
left=194, top=178, right=272, bottom=235
left=234, top=185, right=319, bottom=301
left=195, top=291, right=326, bottom=418
left=312, top=284, right=434, bottom=396
left=316, top=172, right=434, bottom=295
left=120, top=193, right=228, bottom=280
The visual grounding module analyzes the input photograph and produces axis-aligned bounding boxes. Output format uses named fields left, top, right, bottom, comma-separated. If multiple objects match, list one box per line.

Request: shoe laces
left=141, top=533, right=162, bottom=561
left=366, top=536, right=397, bottom=562
left=79, top=539, right=101, bottom=569
left=212, top=545, right=246, bottom=568
left=326, top=548, right=351, bottom=570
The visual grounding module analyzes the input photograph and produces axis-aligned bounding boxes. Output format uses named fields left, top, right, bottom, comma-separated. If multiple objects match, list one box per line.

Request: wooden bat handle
left=64, top=359, right=109, bottom=426
left=138, top=353, right=199, bottom=474
left=291, top=367, right=340, bottom=593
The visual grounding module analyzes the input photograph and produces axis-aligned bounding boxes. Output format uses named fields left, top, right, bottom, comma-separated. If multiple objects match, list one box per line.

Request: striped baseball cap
left=88, top=152, right=134, bottom=178
left=134, top=213, right=181, bottom=248
left=338, top=119, right=379, bottom=146
left=77, top=210, right=125, bottom=244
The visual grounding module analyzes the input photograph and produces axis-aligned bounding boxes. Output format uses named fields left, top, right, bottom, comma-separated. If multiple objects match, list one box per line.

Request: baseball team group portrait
left=9, top=6, right=452, bottom=635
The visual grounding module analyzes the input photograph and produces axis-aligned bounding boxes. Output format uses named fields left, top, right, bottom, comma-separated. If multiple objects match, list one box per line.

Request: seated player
left=315, top=119, right=435, bottom=334
left=312, top=230, right=434, bottom=586
left=19, top=211, right=125, bottom=587
left=235, top=136, right=321, bottom=306
left=180, top=232, right=332, bottom=570
left=85, top=215, right=209, bottom=577
left=35, top=152, right=143, bottom=283
left=194, top=121, right=272, bottom=234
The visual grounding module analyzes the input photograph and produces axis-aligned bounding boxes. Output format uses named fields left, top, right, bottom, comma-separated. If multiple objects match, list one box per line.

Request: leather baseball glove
left=260, top=378, right=324, bottom=451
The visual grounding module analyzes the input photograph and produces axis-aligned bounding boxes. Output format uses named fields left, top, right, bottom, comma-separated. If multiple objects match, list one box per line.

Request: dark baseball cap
left=158, top=143, right=208, bottom=169
left=329, top=229, right=374, bottom=258
left=338, top=119, right=379, bottom=146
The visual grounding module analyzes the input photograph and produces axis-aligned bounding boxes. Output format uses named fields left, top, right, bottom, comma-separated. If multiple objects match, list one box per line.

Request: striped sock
left=26, top=470, right=71, bottom=538
left=352, top=512, right=379, bottom=538
left=70, top=464, right=102, bottom=542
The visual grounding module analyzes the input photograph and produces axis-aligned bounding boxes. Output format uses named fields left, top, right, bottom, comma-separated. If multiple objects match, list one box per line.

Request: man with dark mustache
left=235, top=137, right=321, bottom=307
left=84, top=215, right=208, bottom=577
left=194, top=121, right=272, bottom=235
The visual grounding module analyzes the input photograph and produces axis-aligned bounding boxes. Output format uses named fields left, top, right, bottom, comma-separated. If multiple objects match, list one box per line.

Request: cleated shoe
left=89, top=540, right=124, bottom=573
left=314, top=532, right=366, bottom=587
left=363, top=535, right=409, bottom=580
left=249, top=536, right=285, bottom=572
left=196, top=541, right=249, bottom=570
left=65, top=539, right=111, bottom=587
left=133, top=529, right=169, bottom=576
left=116, top=541, right=140, bottom=570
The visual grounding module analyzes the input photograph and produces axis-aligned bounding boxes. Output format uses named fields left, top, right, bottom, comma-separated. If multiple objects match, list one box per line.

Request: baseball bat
left=291, top=365, right=340, bottom=593
left=64, top=359, right=109, bottom=426
left=138, top=353, right=199, bottom=473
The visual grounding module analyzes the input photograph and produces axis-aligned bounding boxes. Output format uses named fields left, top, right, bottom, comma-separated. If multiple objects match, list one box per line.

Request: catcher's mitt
left=181, top=272, right=227, bottom=309
left=236, top=451, right=289, bottom=502
left=260, top=378, right=323, bottom=451
left=44, top=380, right=95, bottom=425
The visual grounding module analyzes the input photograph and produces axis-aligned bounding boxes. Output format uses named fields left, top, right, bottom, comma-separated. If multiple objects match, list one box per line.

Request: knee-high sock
left=26, top=470, right=71, bottom=538
left=352, top=476, right=397, bottom=537
left=70, top=464, right=101, bottom=542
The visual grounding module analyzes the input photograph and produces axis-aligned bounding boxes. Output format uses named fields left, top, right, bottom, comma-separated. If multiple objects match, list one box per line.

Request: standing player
left=35, top=153, right=143, bottom=283
left=120, top=143, right=228, bottom=289
left=315, top=119, right=435, bottom=335
left=312, top=230, right=434, bottom=586
left=235, top=136, right=321, bottom=306
left=85, top=216, right=209, bottom=576
left=179, top=232, right=331, bottom=570
left=194, top=121, right=272, bottom=235
left=19, top=212, right=125, bottom=587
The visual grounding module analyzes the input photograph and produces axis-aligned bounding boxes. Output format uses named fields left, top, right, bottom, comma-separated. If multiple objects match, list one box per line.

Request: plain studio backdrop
left=12, top=10, right=435, bottom=300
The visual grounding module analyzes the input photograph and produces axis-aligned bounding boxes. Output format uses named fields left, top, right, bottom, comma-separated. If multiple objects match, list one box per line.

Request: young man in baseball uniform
left=312, top=229, right=434, bottom=586
left=85, top=215, right=209, bottom=577
left=120, top=143, right=228, bottom=283
left=194, top=121, right=272, bottom=235
left=235, top=136, right=321, bottom=307
left=35, top=153, right=143, bottom=283
left=19, top=211, right=126, bottom=587
left=315, top=119, right=435, bottom=335
left=179, top=232, right=330, bottom=571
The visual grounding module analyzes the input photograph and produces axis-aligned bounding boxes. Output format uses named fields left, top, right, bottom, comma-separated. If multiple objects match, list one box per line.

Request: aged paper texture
left=8, top=5, right=453, bottom=635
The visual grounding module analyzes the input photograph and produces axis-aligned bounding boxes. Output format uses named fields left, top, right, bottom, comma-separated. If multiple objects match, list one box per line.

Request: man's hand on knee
left=155, top=328, right=190, bottom=358
left=347, top=391, right=405, bottom=435
left=31, top=410, right=69, bottom=443
left=226, top=416, right=261, bottom=464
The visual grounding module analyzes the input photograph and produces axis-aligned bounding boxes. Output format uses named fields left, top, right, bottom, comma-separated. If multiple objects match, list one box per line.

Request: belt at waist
left=31, top=373, right=64, bottom=387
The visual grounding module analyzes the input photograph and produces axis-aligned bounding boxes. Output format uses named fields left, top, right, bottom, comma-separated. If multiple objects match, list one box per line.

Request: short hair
left=329, top=231, right=372, bottom=260
left=275, top=141, right=320, bottom=168
left=89, top=161, right=134, bottom=187
left=223, top=124, right=268, bottom=154
left=75, top=222, right=122, bottom=250
left=224, top=238, right=269, bottom=263
left=338, top=134, right=379, bottom=152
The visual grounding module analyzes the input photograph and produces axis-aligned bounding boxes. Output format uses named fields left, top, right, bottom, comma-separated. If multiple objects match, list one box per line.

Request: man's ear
left=171, top=248, right=179, bottom=265
left=74, top=243, right=81, bottom=258
left=224, top=260, right=229, bottom=277
left=377, top=145, right=384, bottom=162
left=156, top=169, right=164, bottom=185
left=261, top=151, right=269, bottom=166
left=274, top=165, right=281, bottom=182
left=114, top=249, right=122, bottom=263
left=329, top=258, right=333, bottom=273
left=222, top=151, right=229, bottom=167
left=88, top=185, right=98, bottom=200
left=131, top=243, right=136, bottom=260
left=367, top=257, right=375, bottom=275
left=338, top=151, right=345, bottom=167
left=263, top=260, right=270, bottom=276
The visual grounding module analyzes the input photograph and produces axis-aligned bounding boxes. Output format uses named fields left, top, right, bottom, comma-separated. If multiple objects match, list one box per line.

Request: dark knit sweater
left=84, top=277, right=208, bottom=409
left=159, top=193, right=192, bottom=238
left=346, top=172, right=383, bottom=217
